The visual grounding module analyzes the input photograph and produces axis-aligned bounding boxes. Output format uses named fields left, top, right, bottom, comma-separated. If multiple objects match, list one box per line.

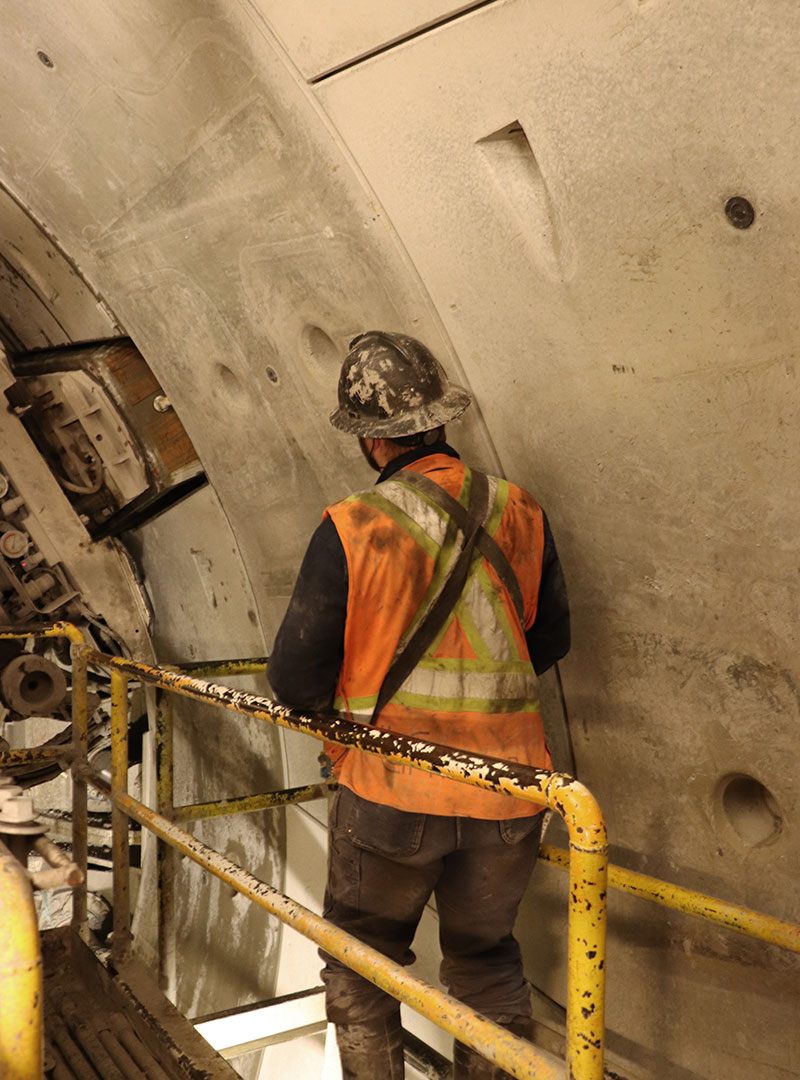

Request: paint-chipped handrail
left=80, top=647, right=608, bottom=1080
left=112, top=786, right=563, bottom=1080
left=0, top=625, right=607, bottom=1080
left=540, top=844, right=800, bottom=954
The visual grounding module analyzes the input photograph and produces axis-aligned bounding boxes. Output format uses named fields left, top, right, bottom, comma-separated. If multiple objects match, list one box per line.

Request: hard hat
left=329, top=331, right=472, bottom=437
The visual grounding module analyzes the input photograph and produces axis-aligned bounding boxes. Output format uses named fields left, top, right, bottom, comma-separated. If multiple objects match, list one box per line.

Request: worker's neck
left=377, top=441, right=459, bottom=484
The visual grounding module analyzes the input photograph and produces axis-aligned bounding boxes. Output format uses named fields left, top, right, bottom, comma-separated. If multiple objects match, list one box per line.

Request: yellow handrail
left=1, top=622, right=604, bottom=1078
left=6, top=622, right=800, bottom=1076
left=539, top=844, right=800, bottom=953
left=116, top=788, right=564, bottom=1080
left=82, top=645, right=608, bottom=1080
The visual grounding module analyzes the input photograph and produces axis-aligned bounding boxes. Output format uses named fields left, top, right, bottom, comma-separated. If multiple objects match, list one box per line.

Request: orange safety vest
left=325, top=454, right=551, bottom=819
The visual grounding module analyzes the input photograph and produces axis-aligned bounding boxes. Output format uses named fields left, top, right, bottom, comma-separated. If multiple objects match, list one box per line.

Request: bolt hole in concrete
left=725, top=195, right=755, bottom=229
left=37, top=49, right=54, bottom=67
left=302, top=325, right=341, bottom=382
left=719, top=774, right=782, bottom=846
left=217, top=362, right=246, bottom=396
left=265, top=365, right=280, bottom=384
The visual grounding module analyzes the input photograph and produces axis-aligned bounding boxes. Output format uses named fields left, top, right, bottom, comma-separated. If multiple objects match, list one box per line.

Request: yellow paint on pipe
left=0, top=745, right=71, bottom=765
left=173, top=783, right=330, bottom=822
left=0, top=621, right=84, bottom=644
left=84, top=647, right=609, bottom=1080
left=110, top=669, right=132, bottom=963
left=166, top=658, right=268, bottom=679
left=540, top=778, right=607, bottom=1080
left=70, top=646, right=90, bottom=941
left=115, top=792, right=563, bottom=1080
left=0, top=840, right=43, bottom=1080
left=155, top=693, right=177, bottom=998
left=540, top=844, right=800, bottom=953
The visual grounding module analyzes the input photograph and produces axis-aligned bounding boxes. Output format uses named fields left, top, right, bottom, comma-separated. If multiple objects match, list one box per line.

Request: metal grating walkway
left=42, top=929, right=238, bottom=1080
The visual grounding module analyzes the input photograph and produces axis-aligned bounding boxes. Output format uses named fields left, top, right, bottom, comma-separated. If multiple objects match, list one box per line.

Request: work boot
left=453, top=1016, right=533, bottom=1080
left=336, top=1014, right=405, bottom=1079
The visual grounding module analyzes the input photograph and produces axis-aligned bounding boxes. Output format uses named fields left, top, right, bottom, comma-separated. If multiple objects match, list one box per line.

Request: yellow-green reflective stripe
left=401, top=666, right=537, bottom=701
left=484, top=477, right=509, bottom=539
left=343, top=491, right=438, bottom=559
left=393, top=690, right=541, bottom=715
left=333, top=693, right=378, bottom=714
left=415, top=657, right=533, bottom=674
left=390, top=479, right=450, bottom=527
left=449, top=596, right=493, bottom=662
left=460, top=570, right=515, bottom=662
left=476, top=565, right=525, bottom=661
left=457, top=465, right=472, bottom=509
left=397, top=516, right=463, bottom=645
left=378, top=481, right=449, bottom=548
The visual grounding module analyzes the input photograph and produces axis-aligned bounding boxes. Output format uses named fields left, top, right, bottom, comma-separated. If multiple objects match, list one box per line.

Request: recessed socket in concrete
left=716, top=773, right=783, bottom=848
left=301, top=324, right=342, bottom=388
left=216, top=363, right=246, bottom=397
left=476, top=120, right=571, bottom=281
left=302, top=325, right=340, bottom=366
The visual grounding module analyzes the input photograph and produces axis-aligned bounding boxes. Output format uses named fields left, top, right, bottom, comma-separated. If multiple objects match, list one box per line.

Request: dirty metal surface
left=42, top=928, right=239, bottom=1080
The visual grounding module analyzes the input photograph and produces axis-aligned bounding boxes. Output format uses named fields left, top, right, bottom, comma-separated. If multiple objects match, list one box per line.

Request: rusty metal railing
left=539, top=844, right=800, bottom=954
left=88, top=647, right=605, bottom=1080
left=3, top=623, right=800, bottom=1077
left=0, top=623, right=606, bottom=1080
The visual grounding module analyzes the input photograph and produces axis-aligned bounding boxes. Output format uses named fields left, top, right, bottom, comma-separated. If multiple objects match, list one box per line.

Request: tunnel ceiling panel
left=245, top=0, right=489, bottom=80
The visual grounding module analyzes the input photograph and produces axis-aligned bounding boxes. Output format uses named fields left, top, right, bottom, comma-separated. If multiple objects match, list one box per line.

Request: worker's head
left=329, top=332, right=471, bottom=469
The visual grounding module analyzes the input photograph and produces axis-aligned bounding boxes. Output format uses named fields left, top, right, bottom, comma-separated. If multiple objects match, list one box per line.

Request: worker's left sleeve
left=267, top=516, right=348, bottom=711
left=525, top=511, right=570, bottom=675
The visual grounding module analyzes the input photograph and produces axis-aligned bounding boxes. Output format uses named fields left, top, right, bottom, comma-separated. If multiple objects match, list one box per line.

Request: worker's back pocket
left=498, top=811, right=545, bottom=845
left=333, top=785, right=425, bottom=857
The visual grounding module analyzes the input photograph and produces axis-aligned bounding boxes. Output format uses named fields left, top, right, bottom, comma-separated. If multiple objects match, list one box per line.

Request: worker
left=268, top=331, right=570, bottom=1079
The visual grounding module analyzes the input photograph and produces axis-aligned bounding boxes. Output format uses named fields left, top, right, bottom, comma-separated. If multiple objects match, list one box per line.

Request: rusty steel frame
left=155, top=690, right=177, bottom=1000
left=110, top=668, right=132, bottom=965
left=80, top=646, right=608, bottom=1080
left=112, top=786, right=564, bottom=1080
left=173, top=782, right=331, bottom=822
left=539, top=844, right=800, bottom=954
left=6, top=624, right=800, bottom=1076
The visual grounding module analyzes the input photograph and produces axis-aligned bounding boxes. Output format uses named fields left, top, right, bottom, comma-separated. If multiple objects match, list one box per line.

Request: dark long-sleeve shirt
left=269, top=444, right=570, bottom=711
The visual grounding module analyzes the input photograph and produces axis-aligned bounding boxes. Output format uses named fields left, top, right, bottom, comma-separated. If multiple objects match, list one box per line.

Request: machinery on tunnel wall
left=0, top=0, right=798, bottom=1077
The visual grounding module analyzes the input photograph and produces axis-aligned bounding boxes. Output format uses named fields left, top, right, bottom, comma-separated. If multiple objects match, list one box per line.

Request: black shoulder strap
left=396, top=469, right=526, bottom=624
left=373, top=469, right=490, bottom=719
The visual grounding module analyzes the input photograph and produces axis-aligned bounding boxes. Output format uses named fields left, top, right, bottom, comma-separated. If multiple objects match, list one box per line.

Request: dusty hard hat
left=330, top=331, right=472, bottom=437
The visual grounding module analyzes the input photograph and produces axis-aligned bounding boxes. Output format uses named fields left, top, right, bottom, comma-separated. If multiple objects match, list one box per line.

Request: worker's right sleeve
left=267, top=516, right=348, bottom=712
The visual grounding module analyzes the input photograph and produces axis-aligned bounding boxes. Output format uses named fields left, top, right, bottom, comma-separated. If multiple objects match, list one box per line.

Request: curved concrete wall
left=1, top=2, right=798, bottom=1076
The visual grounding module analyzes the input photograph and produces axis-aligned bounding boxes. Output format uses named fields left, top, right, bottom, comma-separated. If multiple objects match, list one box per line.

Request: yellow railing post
left=114, top=792, right=564, bottom=1080
left=80, top=651, right=609, bottom=1080
left=70, top=642, right=89, bottom=942
left=540, top=780, right=607, bottom=1080
left=155, top=691, right=177, bottom=999
left=110, top=668, right=132, bottom=964
left=0, top=839, right=43, bottom=1080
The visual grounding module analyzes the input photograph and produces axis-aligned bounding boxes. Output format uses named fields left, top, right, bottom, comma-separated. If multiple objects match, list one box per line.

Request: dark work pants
left=321, top=786, right=543, bottom=1027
